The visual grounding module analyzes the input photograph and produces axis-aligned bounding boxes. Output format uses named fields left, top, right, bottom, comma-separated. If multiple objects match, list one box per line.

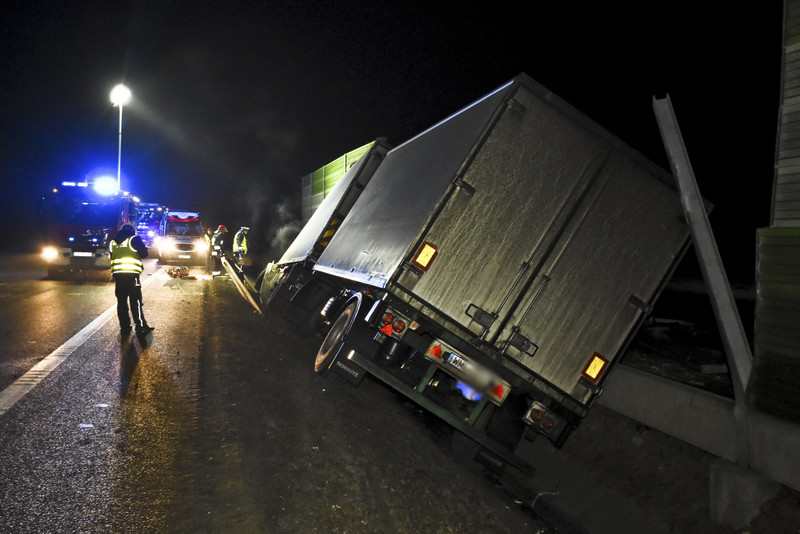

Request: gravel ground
left=516, top=400, right=800, bottom=534
left=239, top=262, right=800, bottom=533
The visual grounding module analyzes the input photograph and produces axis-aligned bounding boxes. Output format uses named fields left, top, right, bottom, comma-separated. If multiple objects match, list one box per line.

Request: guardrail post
left=653, top=95, right=752, bottom=467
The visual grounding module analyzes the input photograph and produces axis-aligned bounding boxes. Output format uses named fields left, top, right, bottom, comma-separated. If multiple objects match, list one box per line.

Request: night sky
left=0, top=1, right=784, bottom=281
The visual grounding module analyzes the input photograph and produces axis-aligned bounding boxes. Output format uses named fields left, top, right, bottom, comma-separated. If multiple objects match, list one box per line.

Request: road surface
left=0, top=255, right=549, bottom=533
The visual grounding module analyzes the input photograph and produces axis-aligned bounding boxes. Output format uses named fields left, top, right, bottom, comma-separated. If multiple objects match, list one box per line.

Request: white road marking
left=0, top=267, right=164, bottom=416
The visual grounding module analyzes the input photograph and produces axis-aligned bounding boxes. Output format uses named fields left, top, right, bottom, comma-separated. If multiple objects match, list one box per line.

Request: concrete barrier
left=749, top=410, right=800, bottom=491
left=598, top=364, right=800, bottom=493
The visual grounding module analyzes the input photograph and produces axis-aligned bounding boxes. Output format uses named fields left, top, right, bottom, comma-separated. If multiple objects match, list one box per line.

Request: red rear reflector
left=379, top=324, right=393, bottom=336
left=491, top=384, right=504, bottom=398
left=427, top=344, right=442, bottom=359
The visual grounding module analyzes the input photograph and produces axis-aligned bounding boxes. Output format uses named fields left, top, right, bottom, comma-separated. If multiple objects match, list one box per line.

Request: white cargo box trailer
left=302, top=73, right=688, bottom=472
left=259, top=140, right=390, bottom=319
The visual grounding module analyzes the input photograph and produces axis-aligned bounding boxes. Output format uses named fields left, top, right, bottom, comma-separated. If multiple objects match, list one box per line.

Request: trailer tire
left=315, top=300, right=357, bottom=375
left=306, top=301, right=327, bottom=335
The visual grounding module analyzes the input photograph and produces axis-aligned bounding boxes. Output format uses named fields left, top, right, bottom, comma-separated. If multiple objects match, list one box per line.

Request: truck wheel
left=315, top=301, right=356, bottom=375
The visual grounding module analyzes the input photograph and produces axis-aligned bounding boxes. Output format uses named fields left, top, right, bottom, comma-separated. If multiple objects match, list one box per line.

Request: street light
left=109, top=83, right=132, bottom=191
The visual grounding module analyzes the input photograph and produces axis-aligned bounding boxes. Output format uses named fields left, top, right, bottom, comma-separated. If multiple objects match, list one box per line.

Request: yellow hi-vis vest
left=233, top=232, right=247, bottom=253
left=110, top=237, right=144, bottom=274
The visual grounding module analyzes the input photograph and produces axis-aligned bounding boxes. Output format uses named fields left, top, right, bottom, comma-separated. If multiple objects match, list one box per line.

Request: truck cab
left=39, top=179, right=139, bottom=278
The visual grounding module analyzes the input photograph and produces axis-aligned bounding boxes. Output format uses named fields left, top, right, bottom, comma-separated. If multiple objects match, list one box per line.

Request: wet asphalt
left=0, top=258, right=552, bottom=533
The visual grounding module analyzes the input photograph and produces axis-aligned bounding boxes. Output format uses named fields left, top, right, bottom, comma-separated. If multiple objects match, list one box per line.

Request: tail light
left=376, top=307, right=410, bottom=339
left=524, top=401, right=563, bottom=436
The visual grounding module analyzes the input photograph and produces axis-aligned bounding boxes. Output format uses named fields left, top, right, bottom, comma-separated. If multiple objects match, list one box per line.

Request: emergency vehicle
left=136, top=203, right=168, bottom=248
left=155, top=210, right=208, bottom=265
left=39, top=178, right=139, bottom=278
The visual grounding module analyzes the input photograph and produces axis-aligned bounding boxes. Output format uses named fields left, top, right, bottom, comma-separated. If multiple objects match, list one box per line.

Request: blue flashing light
left=68, top=236, right=75, bottom=242
left=147, top=230, right=155, bottom=237
left=92, top=238, right=98, bottom=243
left=92, top=176, right=118, bottom=196
left=62, top=181, right=76, bottom=186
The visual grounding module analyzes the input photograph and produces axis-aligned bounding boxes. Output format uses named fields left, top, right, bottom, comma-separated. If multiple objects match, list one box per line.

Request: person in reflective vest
left=211, top=224, right=227, bottom=276
left=203, top=227, right=214, bottom=272
left=110, top=223, right=154, bottom=336
left=233, top=226, right=249, bottom=262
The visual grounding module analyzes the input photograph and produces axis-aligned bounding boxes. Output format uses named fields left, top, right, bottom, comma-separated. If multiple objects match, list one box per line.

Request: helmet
left=119, top=223, right=136, bottom=234
left=241, top=226, right=250, bottom=232
left=217, top=224, right=227, bottom=233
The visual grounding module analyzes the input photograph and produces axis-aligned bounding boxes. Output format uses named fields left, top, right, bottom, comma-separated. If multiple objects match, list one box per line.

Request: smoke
left=266, top=198, right=301, bottom=259
left=270, top=220, right=302, bottom=258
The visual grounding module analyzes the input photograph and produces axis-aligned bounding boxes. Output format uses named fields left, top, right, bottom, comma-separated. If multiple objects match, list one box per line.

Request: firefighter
left=211, top=224, right=228, bottom=276
left=233, top=226, right=249, bottom=262
left=110, top=223, right=154, bottom=336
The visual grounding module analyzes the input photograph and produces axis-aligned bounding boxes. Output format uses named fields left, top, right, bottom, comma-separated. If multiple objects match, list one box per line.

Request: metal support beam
left=653, top=95, right=752, bottom=466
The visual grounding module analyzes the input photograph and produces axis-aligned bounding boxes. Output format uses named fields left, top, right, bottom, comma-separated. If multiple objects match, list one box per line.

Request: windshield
left=165, top=219, right=203, bottom=237
left=140, top=210, right=163, bottom=223
left=47, top=198, right=121, bottom=227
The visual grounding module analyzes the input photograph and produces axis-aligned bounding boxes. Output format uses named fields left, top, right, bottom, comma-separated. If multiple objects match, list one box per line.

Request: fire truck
left=39, top=178, right=139, bottom=278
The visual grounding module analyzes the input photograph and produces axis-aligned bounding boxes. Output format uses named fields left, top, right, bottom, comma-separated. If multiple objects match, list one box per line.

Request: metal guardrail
left=221, top=256, right=263, bottom=315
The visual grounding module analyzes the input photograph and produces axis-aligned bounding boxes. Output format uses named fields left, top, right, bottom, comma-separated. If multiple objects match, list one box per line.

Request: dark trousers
left=114, top=273, right=146, bottom=329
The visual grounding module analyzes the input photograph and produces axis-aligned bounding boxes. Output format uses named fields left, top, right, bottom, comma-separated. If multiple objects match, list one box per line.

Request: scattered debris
left=167, top=266, right=195, bottom=279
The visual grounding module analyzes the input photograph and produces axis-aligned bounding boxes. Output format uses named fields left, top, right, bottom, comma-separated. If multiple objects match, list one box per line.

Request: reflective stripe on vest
left=110, top=237, right=143, bottom=274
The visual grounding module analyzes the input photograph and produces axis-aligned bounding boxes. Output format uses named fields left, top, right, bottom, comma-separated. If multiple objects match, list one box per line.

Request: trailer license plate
left=447, top=351, right=492, bottom=390
left=73, top=252, right=92, bottom=257
left=447, top=352, right=469, bottom=372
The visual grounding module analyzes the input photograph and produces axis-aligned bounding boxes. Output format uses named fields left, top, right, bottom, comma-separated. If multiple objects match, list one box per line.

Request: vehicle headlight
left=196, top=239, right=209, bottom=252
left=42, top=246, right=59, bottom=262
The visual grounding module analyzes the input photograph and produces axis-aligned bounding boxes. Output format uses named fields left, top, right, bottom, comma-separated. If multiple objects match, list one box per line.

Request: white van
left=155, top=210, right=208, bottom=265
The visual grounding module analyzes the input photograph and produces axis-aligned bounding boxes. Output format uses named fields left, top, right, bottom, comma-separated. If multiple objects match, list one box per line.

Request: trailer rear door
left=394, top=78, right=687, bottom=404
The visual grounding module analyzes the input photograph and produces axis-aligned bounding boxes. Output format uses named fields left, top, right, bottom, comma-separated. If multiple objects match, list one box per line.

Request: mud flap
left=327, top=315, right=379, bottom=386
left=331, top=307, right=382, bottom=386
left=329, top=351, right=367, bottom=385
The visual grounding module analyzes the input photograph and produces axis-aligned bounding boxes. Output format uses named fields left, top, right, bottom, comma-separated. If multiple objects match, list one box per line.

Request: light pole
left=109, top=84, right=132, bottom=191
